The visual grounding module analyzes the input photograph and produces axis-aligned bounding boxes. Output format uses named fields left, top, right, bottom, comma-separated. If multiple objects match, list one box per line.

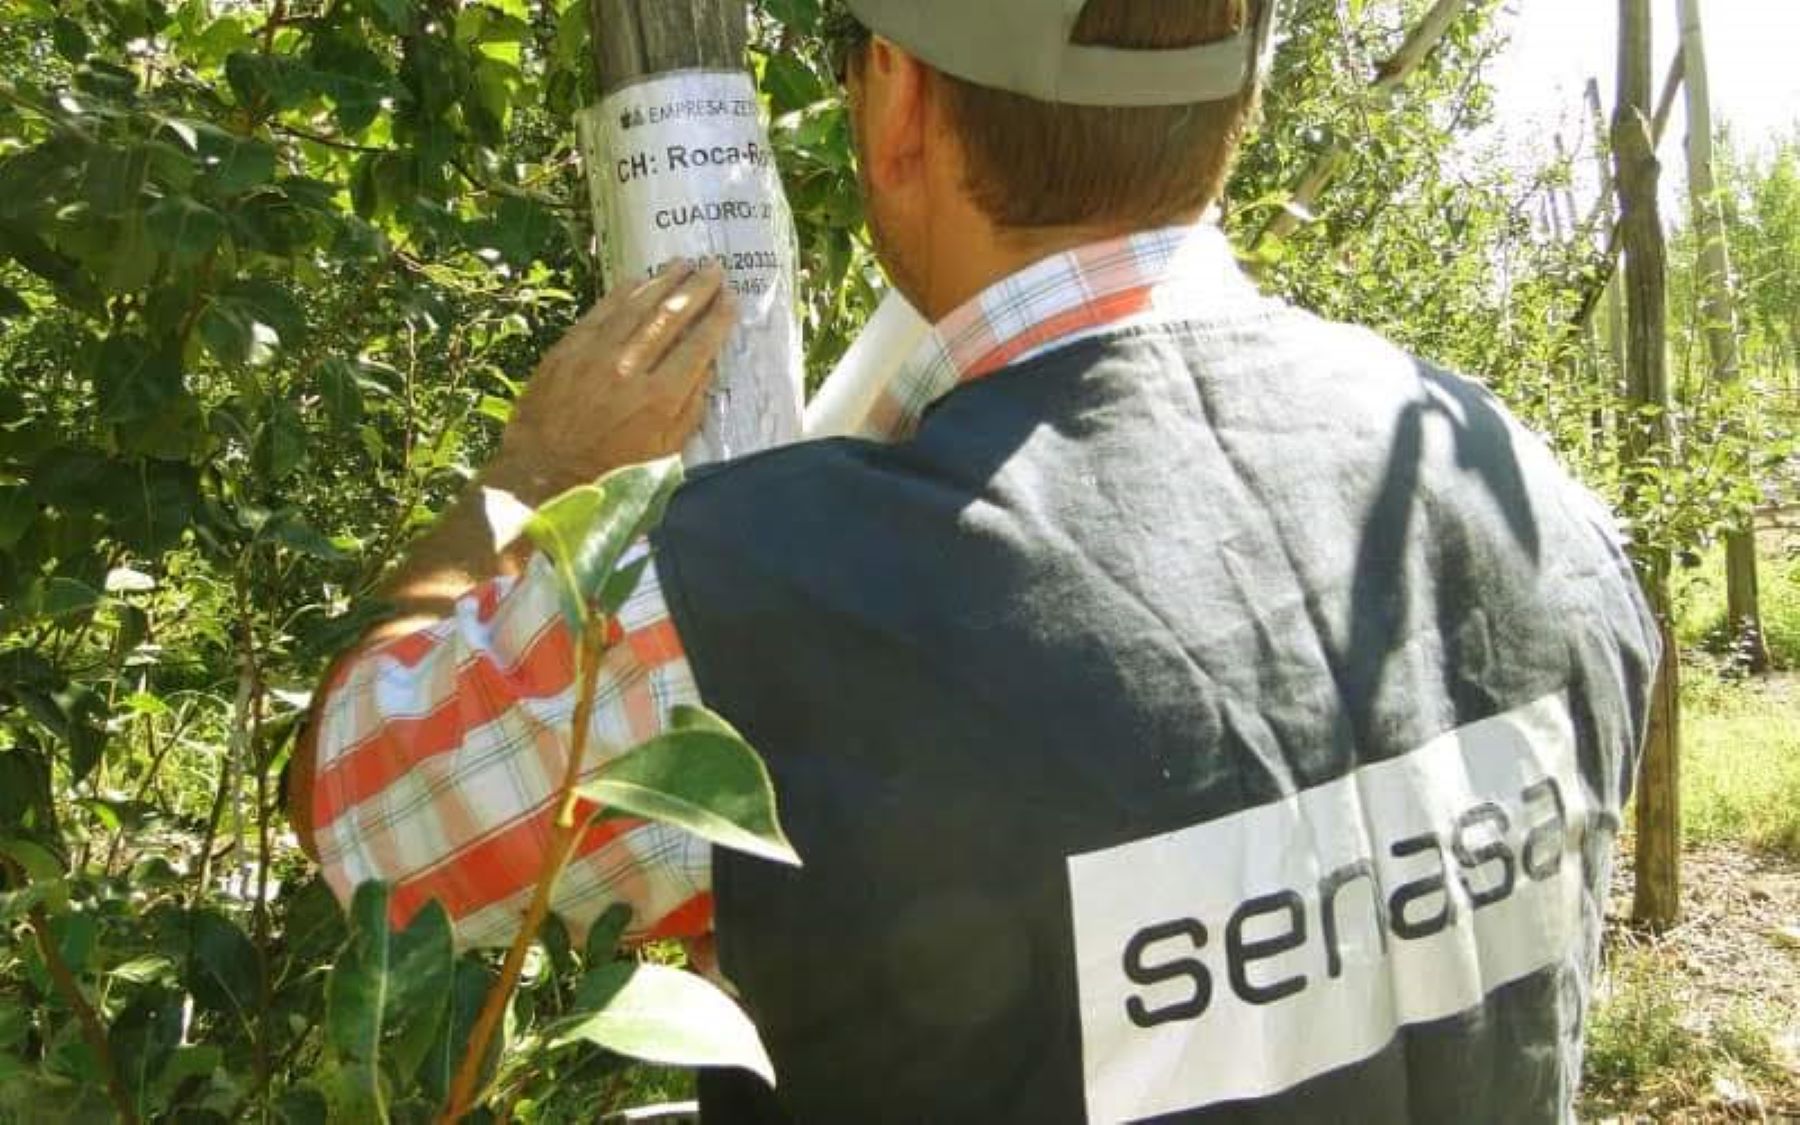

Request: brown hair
left=935, top=0, right=1257, bottom=230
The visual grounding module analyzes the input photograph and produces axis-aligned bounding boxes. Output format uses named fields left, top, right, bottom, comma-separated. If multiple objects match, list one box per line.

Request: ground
left=1585, top=841, right=1800, bottom=1121
left=1581, top=670, right=1800, bottom=1121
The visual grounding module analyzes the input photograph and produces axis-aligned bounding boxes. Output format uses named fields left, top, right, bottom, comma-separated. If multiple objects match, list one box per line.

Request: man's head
left=830, top=0, right=1269, bottom=319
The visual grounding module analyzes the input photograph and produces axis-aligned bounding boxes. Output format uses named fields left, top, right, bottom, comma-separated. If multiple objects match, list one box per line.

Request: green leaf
left=257, top=509, right=345, bottom=559
left=253, top=401, right=308, bottom=481
left=201, top=279, right=304, bottom=368
left=0, top=746, right=54, bottom=838
left=185, top=909, right=259, bottom=1018
left=111, top=988, right=183, bottom=1102
left=100, top=212, right=159, bottom=294
left=319, top=1061, right=384, bottom=1124
left=38, top=576, right=102, bottom=619
left=0, top=485, right=35, bottom=549
left=547, top=962, right=775, bottom=1085
left=763, top=0, right=821, bottom=31
left=147, top=1044, right=222, bottom=1106
left=94, top=334, right=185, bottom=425
left=5, top=576, right=103, bottom=627
left=576, top=709, right=801, bottom=867
left=0, top=220, right=102, bottom=313
left=51, top=17, right=90, bottom=62
left=143, top=137, right=198, bottom=192
left=224, top=51, right=312, bottom=112
left=75, top=59, right=139, bottom=101
left=83, top=144, right=150, bottom=216
left=364, top=0, right=416, bottom=35
left=309, top=33, right=396, bottom=135
left=483, top=195, right=562, bottom=267
left=223, top=277, right=307, bottom=348
left=0, top=837, right=64, bottom=885
left=584, top=903, right=633, bottom=965
left=416, top=957, right=494, bottom=1107
left=315, top=357, right=364, bottom=428
left=199, top=130, right=277, bottom=196
left=112, top=460, right=200, bottom=556
left=0, top=998, right=29, bottom=1052
left=53, top=685, right=107, bottom=784
left=145, top=194, right=225, bottom=259
left=763, top=53, right=825, bottom=115
left=598, top=552, right=651, bottom=616
left=110, top=954, right=176, bottom=985
left=198, top=300, right=256, bottom=366
left=325, top=883, right=454, bottom=1091
left=523, top=457, right=684, bottom=628
left=277, top=1083, right=329, bottom=1125
left=0, top=140, right=82, bottom=222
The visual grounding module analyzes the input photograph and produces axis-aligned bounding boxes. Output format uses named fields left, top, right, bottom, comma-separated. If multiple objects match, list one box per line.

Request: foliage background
left=0, top=0, right=1793, bottom=1120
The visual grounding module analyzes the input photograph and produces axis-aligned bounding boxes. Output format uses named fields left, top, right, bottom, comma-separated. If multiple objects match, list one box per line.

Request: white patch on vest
left=1067, top=693, right=1587, bottom=1123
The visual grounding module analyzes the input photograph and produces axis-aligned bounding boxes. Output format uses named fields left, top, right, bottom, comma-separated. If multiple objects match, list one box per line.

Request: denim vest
left=654, top=313, right=1659, bottom=1124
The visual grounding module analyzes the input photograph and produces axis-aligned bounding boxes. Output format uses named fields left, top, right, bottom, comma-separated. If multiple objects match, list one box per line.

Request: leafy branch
left=0, top=848, right=140, bottom=1125
left=439, top=613, right=611, bottom=1121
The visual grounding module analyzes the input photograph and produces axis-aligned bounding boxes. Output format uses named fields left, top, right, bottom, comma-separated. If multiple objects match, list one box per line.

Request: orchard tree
left=2, top=0, right=1778, bottom=1120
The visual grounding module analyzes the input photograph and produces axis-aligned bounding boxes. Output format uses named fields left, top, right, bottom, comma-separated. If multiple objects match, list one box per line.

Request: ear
left=855, top=35, right=931, bottom=196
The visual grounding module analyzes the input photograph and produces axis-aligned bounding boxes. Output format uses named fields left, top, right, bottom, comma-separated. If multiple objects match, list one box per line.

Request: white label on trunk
left=1068, top=692, right=1590, bottom=1123
left=577, top=70, right=803, bottom=465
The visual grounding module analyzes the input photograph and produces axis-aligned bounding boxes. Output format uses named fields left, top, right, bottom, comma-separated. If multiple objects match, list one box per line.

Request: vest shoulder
left=673, top=436, right=910, bottom=509
left=654, top=436, right=928, bottom=564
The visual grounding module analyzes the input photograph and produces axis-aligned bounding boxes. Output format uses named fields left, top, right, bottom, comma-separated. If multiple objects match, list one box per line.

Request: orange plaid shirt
left=308, top=222, right=1256, bottom=947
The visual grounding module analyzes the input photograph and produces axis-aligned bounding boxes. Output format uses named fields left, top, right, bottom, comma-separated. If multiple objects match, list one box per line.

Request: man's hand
left=498, top=259, right=736, bottom=494
left=382, top=257, right=736, bottom=623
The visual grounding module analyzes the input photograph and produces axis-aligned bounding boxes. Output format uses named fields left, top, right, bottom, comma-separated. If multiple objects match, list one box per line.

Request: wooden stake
left=587, top=0, right=748, bottom=95
left=1615, top=0, right=1682, bottom=931
left=1678, top=0, right=1770, bottom=673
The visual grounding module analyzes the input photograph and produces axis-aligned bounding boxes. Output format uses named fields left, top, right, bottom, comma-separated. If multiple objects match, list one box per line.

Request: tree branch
left=440, top=616, right=612, bottom=1122
left=1254, top=0, right=1476, bottom=250
left=450, top=158, right=579, bottom=212
left=273, top=122, right=385, bottom=154
left=25, top=897, right=142, bottom=1125
left=1568, top=48, right=1687, bottom=334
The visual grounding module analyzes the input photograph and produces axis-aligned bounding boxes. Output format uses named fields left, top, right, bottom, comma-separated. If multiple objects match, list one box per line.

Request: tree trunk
left=1570, top=53, right=1685, bottom=336
left=578, top=0, right=804, bottom=464
left=1616, top=0, right=1682, bottom=931
left=587, top=0, right=749, bottom=94
left=1678, top=0, right=1771, bottom=674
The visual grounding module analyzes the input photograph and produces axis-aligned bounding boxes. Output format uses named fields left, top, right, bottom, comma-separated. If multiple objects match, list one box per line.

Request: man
left=293, top=1, right=1660, bottom=1121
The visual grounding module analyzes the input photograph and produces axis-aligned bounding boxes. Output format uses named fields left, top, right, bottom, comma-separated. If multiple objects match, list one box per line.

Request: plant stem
left=439, top=616, right=611, bottom=1123
left=29, top=903, right=142, bottom=1125
left=237, top=582, right=274, bottom=1125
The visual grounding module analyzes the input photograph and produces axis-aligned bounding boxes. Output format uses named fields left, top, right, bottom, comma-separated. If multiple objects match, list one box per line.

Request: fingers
left=578, top=258, right=693, bottom=334
left=650, top=286, right=738, bottom=388
left=613, top=263, right=730, bottom=378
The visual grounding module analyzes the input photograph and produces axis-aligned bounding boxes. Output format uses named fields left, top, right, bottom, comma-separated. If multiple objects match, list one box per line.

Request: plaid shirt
left=308, top=221, right=1258, bottom=948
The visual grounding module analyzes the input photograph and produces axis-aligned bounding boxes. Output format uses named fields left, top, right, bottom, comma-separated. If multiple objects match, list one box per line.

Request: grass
left=1679, top=673, right=1800, bottom=857
left=1584, top=947, right=1710, bottom=1104
left=1675, top=528, right=1800, bottom=670
left=1583, top=531, right=1800, bottom=1116
left=1583, top=945, right=1793, bottom=1116
left=1664, top=529, right=1800, bottom=857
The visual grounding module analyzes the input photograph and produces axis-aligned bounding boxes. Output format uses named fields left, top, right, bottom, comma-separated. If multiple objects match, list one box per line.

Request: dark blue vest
left=653, top=314, right=1659, bottom=1124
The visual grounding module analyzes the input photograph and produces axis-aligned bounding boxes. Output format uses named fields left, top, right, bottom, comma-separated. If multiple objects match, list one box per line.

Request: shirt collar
left=854, top=221, right=1260, bottom=441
